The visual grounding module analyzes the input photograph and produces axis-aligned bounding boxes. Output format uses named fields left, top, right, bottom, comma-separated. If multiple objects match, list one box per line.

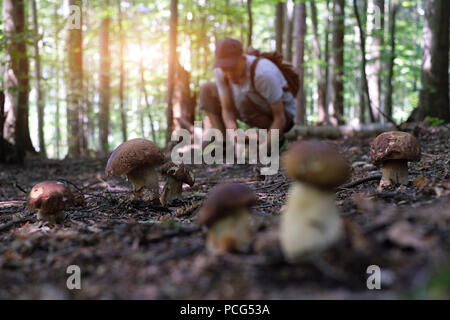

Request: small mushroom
left=280, top=140, right=350, bottom=262
left=196, top=183, right=256, bottom=254
left=105, top=138, right=164, bottom=202
left=370, top=131, right=421, bottom=189
left=160, top=161, right=195, bottom=206
left=27, top=181, right=74, bottom=224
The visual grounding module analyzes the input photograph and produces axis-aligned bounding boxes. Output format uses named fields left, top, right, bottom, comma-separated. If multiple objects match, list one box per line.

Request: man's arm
left=219, top=92, right=238, bottom=130
left=264, top=99, right=286, bottom=151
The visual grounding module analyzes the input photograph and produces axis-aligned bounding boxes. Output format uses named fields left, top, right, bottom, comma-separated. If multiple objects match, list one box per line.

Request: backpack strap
left=249, top=57, right=261, bottom=94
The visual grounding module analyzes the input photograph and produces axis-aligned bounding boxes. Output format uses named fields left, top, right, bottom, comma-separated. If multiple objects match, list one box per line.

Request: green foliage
left=427, top=117, right=445, bottom=127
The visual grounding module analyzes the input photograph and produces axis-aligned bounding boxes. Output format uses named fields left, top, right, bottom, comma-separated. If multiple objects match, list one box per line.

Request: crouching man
left=199, top=38, right=296, bottom=151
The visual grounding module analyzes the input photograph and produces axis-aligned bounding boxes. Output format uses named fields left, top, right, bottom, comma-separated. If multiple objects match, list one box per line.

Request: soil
left=0, top=123, right=449, bottom=299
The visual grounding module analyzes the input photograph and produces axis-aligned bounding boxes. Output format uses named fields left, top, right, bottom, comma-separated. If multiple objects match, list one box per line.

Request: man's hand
left=266, top=99, right=286, bottom=153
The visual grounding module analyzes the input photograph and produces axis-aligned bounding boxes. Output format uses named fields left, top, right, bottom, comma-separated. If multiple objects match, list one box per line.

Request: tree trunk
left=31, top=0, right=46, bottom=157
left=173, top=62, right=196, bottom=133
left=67, top=0, right=83, bottom=158
left=366, top=0, right=385, bottom=122
left=411, top=0, right=449, bottom=122
left=354, top=0, right=375, bottom=123
left=246, top=0, right=253, bottom=48
left=355, top=0, right=367, bottom=123
left=3, top=0, right=35, bottom=163
left=385, top=0, right=398, bottom=120
left=324, top=0, right=331, bottom=111
left=328, top=0, right=345, bottom=125
left=118, top=0, right=127, bottom=142
left=275, top=2, right=284, bottom=53
left=53, top=4, right=60, bottom=159
left=310, top=1, right=327, bottom=124
left=98, top=2, right=111, bottom=154
left=294, top=2, right=306, bottom=125
left=284, top=0, right=295, bottom=62
left=166, top=0, right=178, bottom=146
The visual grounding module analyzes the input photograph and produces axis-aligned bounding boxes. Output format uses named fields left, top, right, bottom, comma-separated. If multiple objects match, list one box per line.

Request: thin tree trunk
left=3, top=0, right=36, bottom=163
left=98, top=2, right=111, bottom=154
left=31, top=0, right=46, bottom=157
left=366, top=0, right=385, bottom=122
left=294, top=2, right=306, bottom=125
left=275, top=2, right=284, bottom=53
left=385, top=0, right=398, bottom=119
left=246, top=0, right=252, bottom=48
left=328, top=0, right=345, bottom=125
left=54, top=4, right=60, bottom=159
left=353, top=0, right=375, bottom=123
left=67, top=0, right=83, bottom=158
left=284, top=0, right=295, bottom=62
left=356, top=0, right=367, bottom=123
left=166, top=0, right=178, bottom=145
left=324, top=0, right=331, bottom=111
left=310, top=1, right=327, bottom=124
left=411, top=0, right=449, bottom=122
left=118, top=0, right=127, bottom=142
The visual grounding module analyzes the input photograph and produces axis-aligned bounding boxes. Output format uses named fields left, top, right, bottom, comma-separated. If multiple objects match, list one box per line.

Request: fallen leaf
left=413, top=176, right=431, bottom=189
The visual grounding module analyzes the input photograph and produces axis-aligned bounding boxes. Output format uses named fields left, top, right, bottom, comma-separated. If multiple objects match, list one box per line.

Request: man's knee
left=199, top=82, right=221, bottom=116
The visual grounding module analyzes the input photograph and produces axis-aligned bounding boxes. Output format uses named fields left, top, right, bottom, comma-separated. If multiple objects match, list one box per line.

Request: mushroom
left=105, top=138, right=164, bottom=202
left=160, top=161, right=195, bottom=206
left=280, top=140, right=350, bottom=262
left=370, top=131, right=421, bottom=189
left=27, top=181, right=74, bottom=225
left=196, top=183, right=256, bottom=254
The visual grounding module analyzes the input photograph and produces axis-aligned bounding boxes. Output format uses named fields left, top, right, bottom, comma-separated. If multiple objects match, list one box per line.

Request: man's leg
left=199, top=82, right=226, bottom=136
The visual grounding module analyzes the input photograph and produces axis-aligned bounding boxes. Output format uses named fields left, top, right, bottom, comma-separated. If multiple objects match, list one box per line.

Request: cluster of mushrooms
left=26, top=131, right=421, bottom=263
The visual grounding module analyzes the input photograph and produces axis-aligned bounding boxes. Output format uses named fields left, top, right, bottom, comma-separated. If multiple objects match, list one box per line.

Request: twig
left=14, top=182, right=28, bottom=194
left=0, top=200, right=26, bottom=209
left=337, top=174, right=382, bottom=190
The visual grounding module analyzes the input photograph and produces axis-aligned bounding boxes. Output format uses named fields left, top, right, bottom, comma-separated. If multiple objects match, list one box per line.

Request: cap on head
left=197, top=183, right=256, bottom=227
left=105, top=138, right=164, bottom=177
left=282, top=140, right=350, bottom=189
left=370, top=131, right=421, bottom=166
left=213, top=38, right=244, bottom=69
left=27, top=181, right=74, bottom=213
left=161, top=161, right=195, bottom=186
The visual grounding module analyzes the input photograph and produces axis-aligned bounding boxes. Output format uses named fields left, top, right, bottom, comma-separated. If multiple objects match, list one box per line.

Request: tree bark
left=385, top=0, right=398, bottom=120
left=310, top=1, right=327, bottom=124
left=3, top=0, right=36, bottom=163
left=53, top=4, right=60, bottom=159
left=354, top=0, right=375, bottom=123
left=166, top=0, right=178, bottom=146
left=294, top=2, right=306, bottom=125
left=67, top=0, right=83, bottom=158
left=31, top=0, right=46, bottom=157
left=328, top=0, right=345, bottom=125
left=284, top=0, right=295, bottom=62
left=246, top=0, right=253, bottom=48
left=118, top=0, right=127, bottom=142
left=366, top=0, right=385, bottom=122
left=275, top=2, right=284, bottom=53
left=98, top=1, right=111, bottom=154
left=411, top=0, right=449, bottom=122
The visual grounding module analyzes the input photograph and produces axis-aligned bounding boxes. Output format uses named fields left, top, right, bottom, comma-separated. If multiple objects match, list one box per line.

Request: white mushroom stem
left=380, top=159, right=409, bottom=187
left=280, top=182, right=343, bottom=263
left=207, top=208, right=253, bottom=254
left=160, top=176, right=183, bottom=206
left=127, top=166, right=160, bottom=201
left=37, top=210, right=65, bottom=225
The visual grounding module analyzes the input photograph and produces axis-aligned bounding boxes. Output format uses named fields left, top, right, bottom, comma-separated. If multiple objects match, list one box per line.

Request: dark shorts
left=199, top=82, right=294, bottom=133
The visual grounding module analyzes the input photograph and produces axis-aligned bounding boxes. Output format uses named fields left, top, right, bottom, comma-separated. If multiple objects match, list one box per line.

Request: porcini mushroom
left=280, top=140, right=350, bottom=262
left=160, top=161, right=195, bottom=206
left=27, top=181, right=74, bottom=225
left=370, top=131, right=421, bottom=188
left=197, top=183, right=256, bottom=254
left=105, top=138, right=164, bottom=202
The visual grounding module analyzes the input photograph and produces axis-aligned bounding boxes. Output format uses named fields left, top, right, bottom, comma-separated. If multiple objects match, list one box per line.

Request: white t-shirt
left=214, top=54, right=296, bottom=121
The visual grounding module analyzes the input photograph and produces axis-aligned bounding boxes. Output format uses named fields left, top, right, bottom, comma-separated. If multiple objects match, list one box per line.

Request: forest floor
left=0, top=122, right=449, bottom=299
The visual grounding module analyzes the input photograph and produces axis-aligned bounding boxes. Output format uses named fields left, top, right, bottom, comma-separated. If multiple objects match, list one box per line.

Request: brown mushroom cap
left=282, top=140, right=350, bottom=189
left=197, top=183, right=257, bottom=227
left=370, top=131, right=421, bottom=166
left=161, top=161, right=195, bottom=186
left=27, top=181, right=74, bottom=214
left=105, top=138, right=164, bottom=176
